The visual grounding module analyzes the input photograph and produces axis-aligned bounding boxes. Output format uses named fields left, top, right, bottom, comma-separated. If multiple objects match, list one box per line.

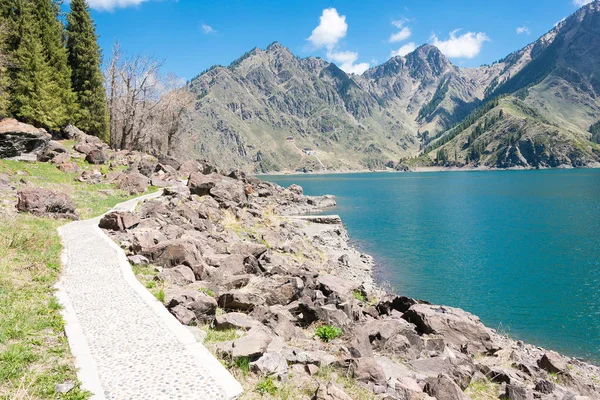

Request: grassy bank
left=0, top=156, right=152, bottom=399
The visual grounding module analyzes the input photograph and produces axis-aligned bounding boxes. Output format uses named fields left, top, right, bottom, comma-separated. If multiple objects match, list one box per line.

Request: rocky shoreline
left=4, top=118, right=599, bottom=399
left=98, top=161, right=600, bottom=400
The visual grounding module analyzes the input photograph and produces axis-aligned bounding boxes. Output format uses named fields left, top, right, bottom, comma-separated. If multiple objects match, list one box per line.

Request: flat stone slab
left=56, top=191, right=242, bottom=399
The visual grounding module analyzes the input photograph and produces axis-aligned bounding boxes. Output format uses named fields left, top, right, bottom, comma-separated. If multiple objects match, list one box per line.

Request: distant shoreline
left=256, top=163, right=600, bottom=176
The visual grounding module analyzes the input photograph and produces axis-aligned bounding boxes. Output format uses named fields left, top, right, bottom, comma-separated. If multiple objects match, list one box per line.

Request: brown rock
left=218, top=291, right=264, bottom=311
left=57, top=162, right=80, bottom=174
left=115, top=171, right=149, bottom=194
left=188, top=172, right=221, bottom=196
left=99, top=211, right=140, bottom=231
left=231, top=328, right=272, bottom=359
left=17, top=187, right=79, bottom=220
left=85, top=149, right=108, bottom=165
left=350, top=357, right=386, bottom=385
left=157, top=265, right=196, bottom=285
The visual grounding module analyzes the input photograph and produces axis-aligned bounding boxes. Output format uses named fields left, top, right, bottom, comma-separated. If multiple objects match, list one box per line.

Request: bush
left=353, top=290, right=366, bottom=302
left=315, top=325, right=343, bottom=342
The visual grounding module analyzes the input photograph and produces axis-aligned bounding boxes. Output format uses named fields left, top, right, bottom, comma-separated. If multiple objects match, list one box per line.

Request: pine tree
left=10, top=0, right=66, bottom=130
left=67, top=0, right=109, bottom=140
left=0, top=21, right=10, bottom=117
left=35, top=0, right=77, bottom=123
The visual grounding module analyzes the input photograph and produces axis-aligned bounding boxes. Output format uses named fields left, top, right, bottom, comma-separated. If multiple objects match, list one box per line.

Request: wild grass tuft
left=315, top=325, right=343, bottom=342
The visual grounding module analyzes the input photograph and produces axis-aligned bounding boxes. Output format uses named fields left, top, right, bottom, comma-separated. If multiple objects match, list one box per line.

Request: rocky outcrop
left=100, top=163, right=600, bottom=400
left=0, top=119, right=51, bottom=159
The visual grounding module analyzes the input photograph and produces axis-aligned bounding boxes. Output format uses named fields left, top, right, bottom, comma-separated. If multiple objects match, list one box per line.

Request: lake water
left=262, top=169, right=600, bottom=363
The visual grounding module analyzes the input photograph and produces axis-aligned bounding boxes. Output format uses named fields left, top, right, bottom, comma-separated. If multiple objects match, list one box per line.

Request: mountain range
left=179, top=1, right=600, bottom=172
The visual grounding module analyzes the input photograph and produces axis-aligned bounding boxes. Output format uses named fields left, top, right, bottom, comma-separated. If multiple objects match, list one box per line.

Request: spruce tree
left=10, top=0, right=66, bottom=130
left=35, top=0, right=77, bottom=123
left=67, top=0, right=109, bottom=140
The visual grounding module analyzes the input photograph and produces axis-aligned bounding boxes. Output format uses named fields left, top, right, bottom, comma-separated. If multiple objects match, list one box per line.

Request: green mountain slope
left=179, top=1, right=600, bottom=172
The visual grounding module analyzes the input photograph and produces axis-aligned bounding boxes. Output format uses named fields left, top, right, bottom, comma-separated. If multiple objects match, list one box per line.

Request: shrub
left=315, top=325, right=343, bottom=342
left=234, top=356, right=250, bottom=375
left=154, top=289, right=165, bottom=303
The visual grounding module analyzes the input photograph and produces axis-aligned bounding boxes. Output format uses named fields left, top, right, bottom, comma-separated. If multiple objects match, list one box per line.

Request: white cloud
left=516, top=26, right=530, bottom=35
left=389, top=27, right=412, bottom=43
left=85, top=0, right=150, bottom=11
left=573, top=0, right=593, bottom=6
left=391, top=42, right=417, bottom=57
left=201, top=24, right=216, bottom=34
left=430, top=30, right=490, bottom=59
left=307, top=8, right=369, bottom=75
left=327, top=50, right=370, bottom=74
left=307, top=8, right=348, bottom=50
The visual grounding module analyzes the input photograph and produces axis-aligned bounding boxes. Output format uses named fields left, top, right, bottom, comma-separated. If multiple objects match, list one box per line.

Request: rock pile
left=0, top=119, right=51, bottom=159
left=101, top=165, right=600, bottom=400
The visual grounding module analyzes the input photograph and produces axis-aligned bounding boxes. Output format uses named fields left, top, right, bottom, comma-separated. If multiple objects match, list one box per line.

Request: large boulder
left=188, top=172, right=221, bottom=196
left=17, top=187, right=79, bottom=220
left=537, top=352, right=567, bottom=374
left=218, top=291, right=264, bottom=311
left=0, top=119, right=50, bottom=158
left=63, top=124, right=85, bottom=141
left=250, top=352, right=288, bottom=377
left=214, top=312, right=258, bottom=331
left=178, top=160, right=201, bottom=177
left=402, top=304, right=493, bottom=353
left=231, top=328, right=272, bottom=359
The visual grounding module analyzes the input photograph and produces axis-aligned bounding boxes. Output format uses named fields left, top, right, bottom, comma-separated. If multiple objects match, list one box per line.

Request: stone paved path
left=56, top=191, right=243, bottom=400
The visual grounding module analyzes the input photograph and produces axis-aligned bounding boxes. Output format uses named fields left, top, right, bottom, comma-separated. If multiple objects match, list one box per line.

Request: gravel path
left=56, top=191, right=243, bottom=400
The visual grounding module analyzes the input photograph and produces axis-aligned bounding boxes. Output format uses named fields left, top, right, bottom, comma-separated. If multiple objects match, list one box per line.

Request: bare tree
left=104, top=42, right=193, bottom=155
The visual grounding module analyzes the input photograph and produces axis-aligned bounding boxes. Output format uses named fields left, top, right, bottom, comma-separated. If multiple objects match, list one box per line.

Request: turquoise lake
left=262, top=169, right=600, bottom=363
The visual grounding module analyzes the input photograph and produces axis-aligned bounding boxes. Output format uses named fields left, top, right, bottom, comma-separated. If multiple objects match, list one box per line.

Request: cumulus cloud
left=389, top=20, right=412, bottom=43
left=307, top=8, right=348, bottom=49
left=391, top=42, right=417, bottom=57
left=430, top=30, right=490, bottom=59
left=327, top=50, right=370, bottom=74
left=516, top=26, right=530, bottom=35
left=201, top=24, right=216, bottom=34
left=85, top=0, right=150, bottom=11
left=307, top=8, right=369, bottom=75
left=573, top=0, right=593, bottom=6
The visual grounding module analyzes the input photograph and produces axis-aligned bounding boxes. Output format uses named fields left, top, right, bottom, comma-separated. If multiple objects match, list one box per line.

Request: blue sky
left=78, top=0, right=593, bottom=80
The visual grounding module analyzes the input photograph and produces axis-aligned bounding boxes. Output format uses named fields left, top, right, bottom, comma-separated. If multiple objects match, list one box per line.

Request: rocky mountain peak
left=405, top=44, right=451, bottom=78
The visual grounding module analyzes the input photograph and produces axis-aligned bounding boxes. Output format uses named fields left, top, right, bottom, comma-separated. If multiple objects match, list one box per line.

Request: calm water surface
left=262, top=169, right=600, bottom=362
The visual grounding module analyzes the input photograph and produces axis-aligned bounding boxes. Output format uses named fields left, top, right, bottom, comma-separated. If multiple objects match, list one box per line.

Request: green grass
left=0, top=214, right=89, bottom=399
left=198, top=287, right=216, bottom=298
left=153, top=289, right=165, bottom=303
left=353, top=290, right=366, bottom=302
left=202, top=327, right=243, bottom=344
left=465, top=379, right=500, bottom=400
left=234, top=356, right=250, bottom=376
left=255, top=377, right=278, bottom=395
left=314, top=325, right=343, bottom=342
left=0, top=157, right=157, bottom=399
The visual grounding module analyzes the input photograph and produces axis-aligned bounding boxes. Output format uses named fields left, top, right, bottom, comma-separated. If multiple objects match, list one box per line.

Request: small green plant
left=234, top=356, right=250, bottom=375
left=145, top=280, right=156, bottom=289
left=315, top=325, right=343, bottom=342
left=353, top=290, right=366, bottom=302
left=199, top=287, right=215, bottom=297
left=256, top=376, right=278, bottom=395
left=203, top=327, right=242, bottom=343
left=154, top=289, right=165, bottom=303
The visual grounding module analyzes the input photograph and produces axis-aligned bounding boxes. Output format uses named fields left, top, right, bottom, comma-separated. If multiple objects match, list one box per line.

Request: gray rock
left=535, top=380, right=556, bottom=394
left=313, top=381, right=353, bottom=400
left=127, top=254, right=149, bottom=265
left=54, top=382, right=75, bottom=394
left=218, top=291, right=264, bottom=311
left=505, top=384, right=533, bottom=400
left=115, top=171, right=150, bottom=194
left=0, top=119, right=50, bottom=158
left=402, top=304, right=492, bottom=353
left=424, top=374, right=469, bottom=400
left=538, top=352, right=568, bottom=374
left=158, top=265, right=196, bottom=285
left=250, top=352, right=288, bottom=377
left=231, top=328, right=272, bottom=359
left=215, top=312, right=258, bottom=331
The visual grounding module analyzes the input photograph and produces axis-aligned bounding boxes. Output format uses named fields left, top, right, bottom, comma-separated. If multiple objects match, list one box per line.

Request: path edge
left=56, top=189, right=243, bottom=399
